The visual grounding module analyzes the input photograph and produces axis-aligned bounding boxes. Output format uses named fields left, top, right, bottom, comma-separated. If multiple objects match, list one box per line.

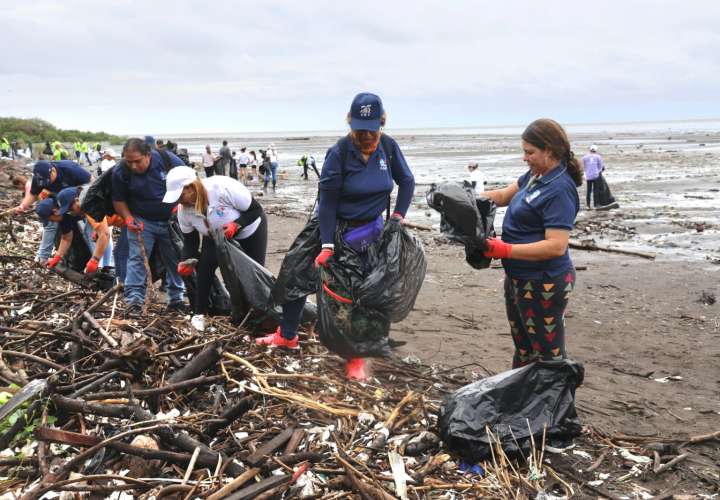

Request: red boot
left=345, top=358, right=369, bottom=381
left=255, top=327, right=298, bottom=349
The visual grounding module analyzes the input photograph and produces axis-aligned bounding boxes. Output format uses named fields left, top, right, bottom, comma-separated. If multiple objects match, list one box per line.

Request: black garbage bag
left=357, top=220, right=427, bottom=322
left=426, top=182, right=496, bottom=269
left=594, top=173, right=618, bottom=209
left=80, top=167, right=115, bottom=222
left=439, top=359, right=584, bottom=462
left=213, top=228, right=317, bottom=325
left=56, top=223, right=93, bottom=274
left=271, top=218, right=323, bottom=305
left=317, top=259, right=392, bottom=358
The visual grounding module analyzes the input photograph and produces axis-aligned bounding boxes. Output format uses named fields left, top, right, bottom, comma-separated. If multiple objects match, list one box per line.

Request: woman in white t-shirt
left=201, top=145, right=216, bottom=178
left=163, top=167, right=267, bottom=322
left=467, top=161, right=486, bottom=195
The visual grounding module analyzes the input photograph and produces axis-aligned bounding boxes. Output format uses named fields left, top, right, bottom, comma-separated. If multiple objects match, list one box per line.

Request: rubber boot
left=255, top=327, right=298, bottom=349
left=345, top=358, right=368, bottom=381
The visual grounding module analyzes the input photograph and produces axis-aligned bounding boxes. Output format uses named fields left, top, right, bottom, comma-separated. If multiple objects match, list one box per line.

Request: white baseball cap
left=589, top=144, right=598, bottom=152
left=103, top=148, right=117, bottom=158
left=163, top=166, right=197, bottom=203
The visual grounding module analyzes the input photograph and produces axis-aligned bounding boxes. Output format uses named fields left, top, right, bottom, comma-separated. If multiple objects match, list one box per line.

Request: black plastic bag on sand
left=55, top=224, right=92, bottom=274
left=357, top=219, right=427, bottom=322
left=426, top=182, right=496, bottom=269
left=595, top=173, right=618, bottom=209
left=272, top=218, right=323, bottom=305
left=213, top=229, right=317, bottom=325
left=317, top=259, right=392, bottom=359
left=439, top=359, right=584, bottom=462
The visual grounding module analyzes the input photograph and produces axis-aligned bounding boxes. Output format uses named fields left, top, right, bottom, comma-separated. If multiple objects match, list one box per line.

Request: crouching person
left=111, top=138, right=187, bottom=318
left=163, top=166, right=268, bottom=330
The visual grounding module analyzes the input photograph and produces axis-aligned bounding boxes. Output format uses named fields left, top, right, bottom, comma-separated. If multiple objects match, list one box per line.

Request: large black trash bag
left=55, top=224, right=93, bottom=274
left=80, top=167, right=116, bottom=222
left=357, top=220, right=427, bottom=322
left=316, top=254, right=392, bottom=358
left=426, top=182, right=496, bottom=269
left=271, top=218, right=323, bottom=305
left=439, top=359, right=584, bottom=462
left=594, top=174, right=618, bottom=209
left=213, top=229, right=317, bottom=325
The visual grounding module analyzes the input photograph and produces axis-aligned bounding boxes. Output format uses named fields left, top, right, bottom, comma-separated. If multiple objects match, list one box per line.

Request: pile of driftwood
left=1, top=190, right=719, bottom=499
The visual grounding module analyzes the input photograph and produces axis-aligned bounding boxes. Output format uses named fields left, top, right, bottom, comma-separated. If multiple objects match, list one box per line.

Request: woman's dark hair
left=522, top=119, right=583, bottom=187
left=124, top=137, right=152, bottom=156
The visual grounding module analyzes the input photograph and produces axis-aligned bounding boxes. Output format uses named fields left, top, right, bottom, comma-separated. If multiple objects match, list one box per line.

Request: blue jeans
left=37, top=222, right=59, bottom=260
left=114, top=227, right=128, bottom=283
left=124, top=218, right=184, bottom=305
left=265, top=162, right=278, bottom=185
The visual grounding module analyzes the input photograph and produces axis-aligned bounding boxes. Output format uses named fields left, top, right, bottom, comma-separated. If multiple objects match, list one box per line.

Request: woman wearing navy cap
left=481, top=119, right=582, bottom=368
left=258, top=92, right=416, bottom=380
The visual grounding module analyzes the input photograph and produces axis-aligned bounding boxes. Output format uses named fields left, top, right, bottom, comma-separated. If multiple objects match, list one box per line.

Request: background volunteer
left=480, top=118, right=581, bottom=368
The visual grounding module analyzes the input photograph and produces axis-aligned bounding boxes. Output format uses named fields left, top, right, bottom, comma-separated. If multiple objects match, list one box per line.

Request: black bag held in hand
left=213, top=228, right=317, bottom=326
left=426, top=181, right=496, bottom=269
left=439, top=359, right=584, bottom=462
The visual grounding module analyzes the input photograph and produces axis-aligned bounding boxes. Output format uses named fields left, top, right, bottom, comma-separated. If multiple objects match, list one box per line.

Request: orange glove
left=483, top=238, right=513, bottom=259
left=106, top=214, right=125, bottom=227
left=177, top=261, right=195, bottom=277
left=84, top=257, right=99, bottom=274
left=38, top=190, right=50, bottom=200
left=314, top=248, right=334, bottom=269
left=47, top=254, right=62, bottom=268
left=223, top=222, right=239, bottom=239
left=125, top=216, right=144, bottom=233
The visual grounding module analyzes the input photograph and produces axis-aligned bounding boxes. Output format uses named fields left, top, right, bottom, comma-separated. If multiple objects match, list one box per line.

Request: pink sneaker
left=345, top=358, right=368, bottom=381
left=255, top=327, right=298, bottom=349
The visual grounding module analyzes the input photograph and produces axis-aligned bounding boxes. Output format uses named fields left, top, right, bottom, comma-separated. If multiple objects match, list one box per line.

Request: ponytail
left=565, top=150, right=583, bottom=187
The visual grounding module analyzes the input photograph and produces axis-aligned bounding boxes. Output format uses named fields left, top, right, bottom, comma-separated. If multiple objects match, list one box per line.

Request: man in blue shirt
left=35, top=188, right=86, bottom=269
left=112, top=137, right=186, bottom=317
left=15, top=160, right=91, bottom=263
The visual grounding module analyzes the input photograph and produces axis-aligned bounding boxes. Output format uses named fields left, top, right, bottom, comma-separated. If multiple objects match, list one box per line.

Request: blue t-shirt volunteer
left=112, top=150, right=185, bottom=221
left=501, top=164, right=579, bottom=279
left=30, top=161, right=91, bottom=196
left=318, top=136, right=415, bottom=245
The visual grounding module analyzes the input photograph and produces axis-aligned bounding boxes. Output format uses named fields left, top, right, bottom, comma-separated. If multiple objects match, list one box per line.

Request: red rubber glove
left=484, top=238, right=513, bottom=259
left=177, top=261, right=195, bottom=277
left=223, top=222, right=239, bottom=239
left=390, top=211, right=404, bottom=223
left=125, top=216, right=144, bottom=233
left=84, top=257, right=99, bottom=274
left=38, top=190, right=50, bottom=200
left=171, top=205, right=178, bottom=215
left=47, top=254, right=62, bottom=269
left=314, top=248, right=334, bottom=269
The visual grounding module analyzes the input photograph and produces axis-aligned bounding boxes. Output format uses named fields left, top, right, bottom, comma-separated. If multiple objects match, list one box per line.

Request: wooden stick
left=206, top=467, right=261, bottom=500
left=688, top=430, right=720, bottom=444
left=82, top=311, right=118, bottom=347
left=568, top=239, right=656, bottom=259
left=385, top=391, right=416, bottom=430
left=182, top=447, right=201, bottom=485
left=654, top=453, right=689, bottom=474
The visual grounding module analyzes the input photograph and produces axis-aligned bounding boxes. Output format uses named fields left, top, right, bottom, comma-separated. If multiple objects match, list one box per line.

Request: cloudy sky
left=3, top=1, right=719, bottom=134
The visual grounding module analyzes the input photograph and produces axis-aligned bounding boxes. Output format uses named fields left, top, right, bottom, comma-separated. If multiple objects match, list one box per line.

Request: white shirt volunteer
left=267, top=148, right=277, bottom=162
left=178, top=176, right=261, bottom=239
left=100, top=158, right=116, bottom=173
left=202, top=152, right=215, bottom=168
left=238, top=152, right=250, bottom=165
left=469, top=169, right=486, bottom=195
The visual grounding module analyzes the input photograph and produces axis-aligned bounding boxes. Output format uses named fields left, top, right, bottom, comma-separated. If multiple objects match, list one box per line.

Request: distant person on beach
left=163, top=166, right=268, bottom=331
left=202, top=145, right=216, bottom=178
left=42, top=142, right=53, bottom=158
left=261, top=151, right=273, bottom=191
left=480, top=118, right=581, bottom=368
left=298, top=154, right=319, bottom=179
left=98, top=148, right=117, bottom=175
left=0, top=137, right=10, bottom=158
left=218, top=140, right=232, bottom=176
left=582, top=144, right=604, bottom=208
left=266, top=144, right=279, bottom=190
left=249, top=150, right=258, bottom=182
left=238, top=147, right=250, bottom=183
left=467, top=161, right=486, bottom=195
left=260, top=92, right=415, bottom=381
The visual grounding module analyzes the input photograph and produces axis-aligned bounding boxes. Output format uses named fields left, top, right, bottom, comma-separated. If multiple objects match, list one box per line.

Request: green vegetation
left=0, top=116, right=125, bottom=146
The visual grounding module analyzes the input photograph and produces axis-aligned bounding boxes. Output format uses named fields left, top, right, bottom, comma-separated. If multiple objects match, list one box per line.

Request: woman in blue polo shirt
left=481, top=119, right=581, bottom=368
left=257, top=92, right=415, bottom=381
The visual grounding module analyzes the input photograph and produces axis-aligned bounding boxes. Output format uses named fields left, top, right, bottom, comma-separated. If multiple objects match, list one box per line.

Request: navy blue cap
left=56, top=187, right=80, bottom=216
left=35, top=198, right=56, bottom=226
left=33, top=161, right=54, bottom=188
left=349, top=92, right=384, bottom=132
left=144, top=135, right=156, bottom=149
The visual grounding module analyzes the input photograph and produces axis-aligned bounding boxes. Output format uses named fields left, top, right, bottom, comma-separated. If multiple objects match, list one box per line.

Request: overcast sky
left=3, top=1, right=719, bottom=134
